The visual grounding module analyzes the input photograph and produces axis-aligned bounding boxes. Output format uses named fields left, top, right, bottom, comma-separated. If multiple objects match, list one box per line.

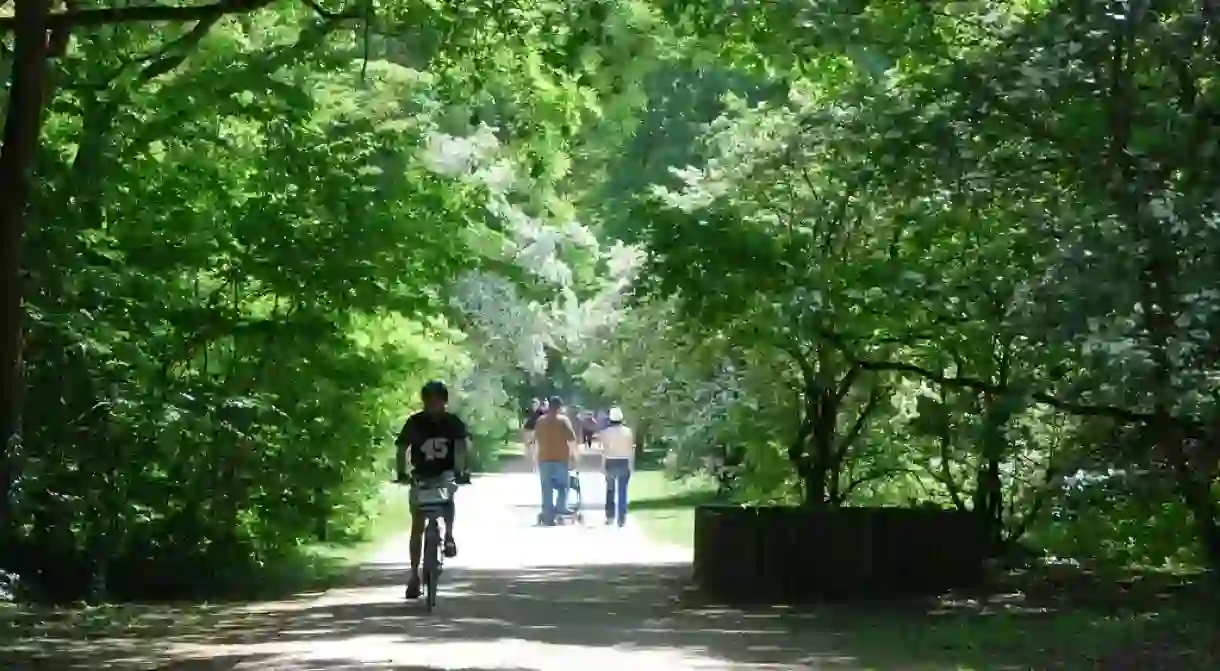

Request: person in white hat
left=596, top=406, right=635, bottom=527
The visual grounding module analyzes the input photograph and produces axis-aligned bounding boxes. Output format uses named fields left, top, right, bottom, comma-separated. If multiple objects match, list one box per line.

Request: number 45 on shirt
left=421, top=437, right=450, bottom=461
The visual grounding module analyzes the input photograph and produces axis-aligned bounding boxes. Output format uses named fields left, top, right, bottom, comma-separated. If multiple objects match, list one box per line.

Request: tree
left=1, top=0, right=647, bottom=598
left=601, top=0, right=1220, bottom=566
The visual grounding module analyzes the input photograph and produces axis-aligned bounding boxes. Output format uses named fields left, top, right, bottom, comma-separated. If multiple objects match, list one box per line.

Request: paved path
left=164, top=457, right=841, bottom=670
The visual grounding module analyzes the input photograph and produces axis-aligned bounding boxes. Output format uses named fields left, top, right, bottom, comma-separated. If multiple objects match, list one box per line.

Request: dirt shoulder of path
left=0, top=594, right=323, bottom=670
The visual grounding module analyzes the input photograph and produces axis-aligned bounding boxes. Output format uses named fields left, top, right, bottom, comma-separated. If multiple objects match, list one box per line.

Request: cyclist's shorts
left=410, top=471, right=458, bottom=512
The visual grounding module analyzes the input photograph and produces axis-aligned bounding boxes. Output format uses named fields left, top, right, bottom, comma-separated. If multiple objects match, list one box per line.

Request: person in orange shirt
left=533, top=395, right=577, bottom=525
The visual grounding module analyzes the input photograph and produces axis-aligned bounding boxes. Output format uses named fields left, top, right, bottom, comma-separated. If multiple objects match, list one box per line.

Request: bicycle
left=396, top=474, right=455, bottom=612
left=419, top=478, right=453, bottom=611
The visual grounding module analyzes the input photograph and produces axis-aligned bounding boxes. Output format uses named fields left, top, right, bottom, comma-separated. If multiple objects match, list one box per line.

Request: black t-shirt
left=397, top=411, right=468, bottom=477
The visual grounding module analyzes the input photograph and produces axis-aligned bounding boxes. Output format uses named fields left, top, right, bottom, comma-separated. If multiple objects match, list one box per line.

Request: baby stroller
left=537, top=469, right=584, bottom=525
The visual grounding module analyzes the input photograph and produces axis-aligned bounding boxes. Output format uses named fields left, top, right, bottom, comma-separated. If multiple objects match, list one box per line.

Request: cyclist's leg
left=442, top=480, right=458, bottom=557
left=406, top=501, right=425, bottom=598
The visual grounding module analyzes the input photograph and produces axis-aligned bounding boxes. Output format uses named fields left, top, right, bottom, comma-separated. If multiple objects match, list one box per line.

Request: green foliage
left=4, top=2, right=631, bottom=600
left=583, top=0, right=1220, bottom=575
left=5, top=0, right=1220, bottom=603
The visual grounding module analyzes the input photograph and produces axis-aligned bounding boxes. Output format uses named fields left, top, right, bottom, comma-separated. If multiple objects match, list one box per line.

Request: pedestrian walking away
left=522, top=398, right=544, bottom=466
left=597, top=406, right=635, bottom=527
left=533, top=395, right=578, bottom=525
left=578, top=410, right=597, bottom=450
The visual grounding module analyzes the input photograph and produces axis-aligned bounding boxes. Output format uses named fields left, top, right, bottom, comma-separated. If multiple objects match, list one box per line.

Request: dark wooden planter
left=693, top=504, right=988, bottom=601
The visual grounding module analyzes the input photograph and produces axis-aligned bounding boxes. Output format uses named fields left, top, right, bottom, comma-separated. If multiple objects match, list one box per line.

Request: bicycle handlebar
left=393, top=471, right=471, bottom=486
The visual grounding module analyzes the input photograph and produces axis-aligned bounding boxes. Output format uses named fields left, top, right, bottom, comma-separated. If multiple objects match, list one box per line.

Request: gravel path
left=157, top=457, right=840, bottom=670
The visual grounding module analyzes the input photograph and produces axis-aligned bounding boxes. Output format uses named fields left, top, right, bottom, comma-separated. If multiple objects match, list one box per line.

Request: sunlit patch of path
left=167, top=457, right=849, bottom=671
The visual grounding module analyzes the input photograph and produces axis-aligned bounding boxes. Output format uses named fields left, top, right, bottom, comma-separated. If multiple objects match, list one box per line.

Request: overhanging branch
left=853, top=357, right=1196, bottom=428
left=0, top=0, right=274, bottom=31
left=0, top=0, right=361, bottom=31
left=809, top=324, right=1196, bottom=427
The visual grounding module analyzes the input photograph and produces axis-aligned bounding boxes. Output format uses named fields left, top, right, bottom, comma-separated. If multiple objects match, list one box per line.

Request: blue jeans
left=604, top=459, right=631, bottom=526
left=538, top=460, right=569, bottom=524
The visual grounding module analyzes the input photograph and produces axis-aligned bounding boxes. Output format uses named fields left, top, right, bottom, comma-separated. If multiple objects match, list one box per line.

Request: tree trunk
left=973, top=457, right=1003, bottom=553
left=1169, top=437, right=1220, bottom=577
left=1177, top=472, right=1220, bottom=577
left=808, top=390, right=836, bottom=506
left=1192, top=501, right=1220, bottom=576
left=973, top=389, right=1009, bottom=555
left=801, top=470, right=824, bottom=507
left=0, top=0, right=53, bottom=537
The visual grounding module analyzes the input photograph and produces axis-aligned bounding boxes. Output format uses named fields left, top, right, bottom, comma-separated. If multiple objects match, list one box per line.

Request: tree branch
left=0, top=0, right=273, bottom=31
left=47, top=0, right=76, bottom=57
left=0, top=0, right=360, bottom=31
left=837, top=467, right=913, bottom=502
left=778, top=343, right=817, bottom=469
left=81, top=13, right=224, bottom=88
left=855, top=356, right=1192, bottom=427
left=117, top=17, right=341, bottom=157
left=300, top=0, right=356, bottom=20
left=137, top=14, right=222, bottom=82
left=832, top=364, right=860, bottom=405
left=1004, top=452, right=1065, bottom=544
left=811, top=325, right=1199, bottom=428
left=834, top=383, right=885, bottom=460
left=936, top=433, right=969, bottom=511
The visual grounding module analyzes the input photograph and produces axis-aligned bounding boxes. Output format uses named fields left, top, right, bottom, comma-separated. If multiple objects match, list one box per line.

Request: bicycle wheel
left=426, top=557, right=439, bottom=611
left=423, top=524, right=439, bottom=612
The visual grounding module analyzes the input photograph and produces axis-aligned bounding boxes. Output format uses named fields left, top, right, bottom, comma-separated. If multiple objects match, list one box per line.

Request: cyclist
left=395, top=380, right=470, bottom=600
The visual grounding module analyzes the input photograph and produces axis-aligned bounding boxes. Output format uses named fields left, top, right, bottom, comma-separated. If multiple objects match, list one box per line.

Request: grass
left=628, top=469, right=718, bottom=547
left=621, top=467, right=1218, bottom=668
left=482, top=440, right=528, bottom=470
left=306, top=482, right=414, bottom=571
left=815, top=602, right=1217, bottom=669
left=818, top=567, right=1218, bottom=669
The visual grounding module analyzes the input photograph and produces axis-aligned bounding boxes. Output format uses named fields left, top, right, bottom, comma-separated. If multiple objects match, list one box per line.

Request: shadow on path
left=223, top=560, right=1219, bottom=671
left=6, top=558, right=1216, bottom=670
left=226, top=561, right=851, bottom=670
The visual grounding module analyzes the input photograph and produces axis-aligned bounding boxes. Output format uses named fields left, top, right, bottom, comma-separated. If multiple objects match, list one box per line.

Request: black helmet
left=421, top=381, right=449, bottom=401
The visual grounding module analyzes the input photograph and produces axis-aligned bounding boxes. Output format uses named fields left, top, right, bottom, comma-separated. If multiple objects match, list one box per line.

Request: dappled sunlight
left=4, top=1, right=1220, bottom=670
left=179, top=470, right=872, bottom=670
left=5, top=473, right=1216, bottom=670
left=89, top=559, right=867, bottom=671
